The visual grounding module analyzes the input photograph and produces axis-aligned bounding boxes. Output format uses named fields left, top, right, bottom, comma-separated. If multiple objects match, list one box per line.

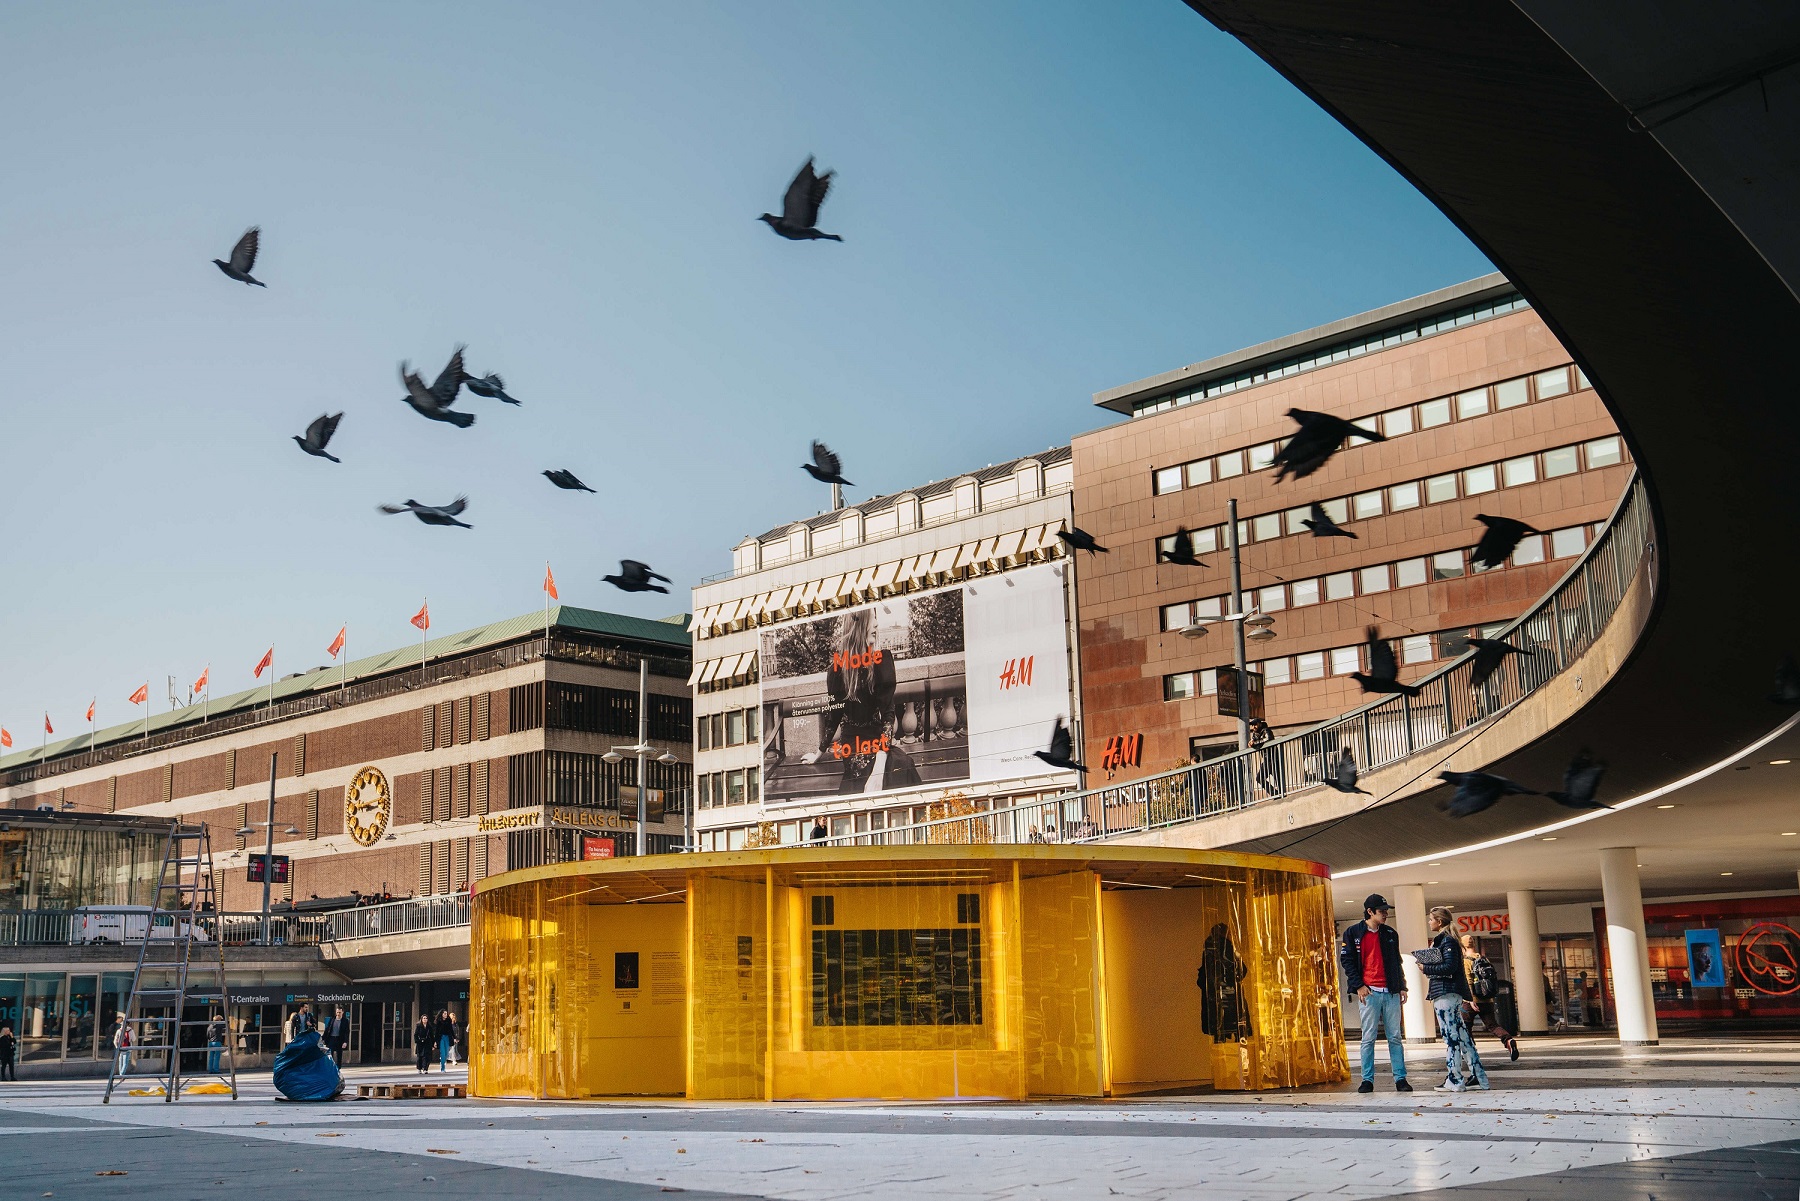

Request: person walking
left=1249, top=719, right=1285, bottom=798
left=412, top=1013, right=434, bottom=1075
left=1459, top=933, right=1519, bottom=1062
left=288, top=1003, right=315, bottom=1042
left=0, top=1021, right=17, bottom=1082
left=322, top=1005, right=350, bottom=1067
left=1415, top=906, right=1490, bottom=1092
left=111, top=1014, right=132, bottom=1077
left=435, top=1008, right=456, bottom=1071
left=205, top=1012, right=227, bottom=1075
left=1339, top=893, right=1410, bottom=1093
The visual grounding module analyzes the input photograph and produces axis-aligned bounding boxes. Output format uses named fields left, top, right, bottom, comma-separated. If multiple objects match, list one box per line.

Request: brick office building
left=1071, top=275, right=1631, bottom=774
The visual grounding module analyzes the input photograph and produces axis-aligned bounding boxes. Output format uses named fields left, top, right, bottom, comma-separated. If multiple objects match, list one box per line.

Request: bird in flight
left=1326, top=747, right=1370, bottom=795
left=1033, top=717, right=1086, bottom=774
left=604, top=560, right=670, bottom=594
left=1437, top=770, right=1538, bottom=817
left=1467, top=636, right=1534, bottom=689
left=1270, top=409, right=1385, bottom=483
left=760, top=157, right=842, bottom=242
left=1301, top=501, right=1357, bottom=539
left=802, top=441, right=853, bottom=486
left=542, top=469, right=595, bottom=492
left=378, top=496, right=471, bottom=529
left=293, top=413, right=343, bottom=463
left=1349, top=626, right=1422, bottom=697
left=399, top=349, right=475, bottom=428
left=1158, top=528, right=1207, bottom=567
left=1058, top=526, right=1109, bottom=555
left=466, top=373, right=521, bottom=405
left=1470, top=515, right=1540, bottom=570
left=213, top=227, right=266, bottom=287
left=1546, top=750, right=1610, bottom=809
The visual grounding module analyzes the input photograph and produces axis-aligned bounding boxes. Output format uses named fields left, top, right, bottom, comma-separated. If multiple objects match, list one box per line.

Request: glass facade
left=0, top=818, right=170, bottom=910
left=1606, top=896, right=1800, bottom=1025
left=0, top=972, right=133, bottom=1063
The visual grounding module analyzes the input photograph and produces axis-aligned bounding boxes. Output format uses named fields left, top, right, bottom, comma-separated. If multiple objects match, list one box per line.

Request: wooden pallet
left=355, top=1083, right=466, bottom=1100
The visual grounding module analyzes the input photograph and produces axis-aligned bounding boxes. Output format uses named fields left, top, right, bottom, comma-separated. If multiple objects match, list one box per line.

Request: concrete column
left=1507, top=889, right=1548, bottom=1033
left=1599, top=848, right=1659, bottom=1045
left=1393, top=884, right=1434, bottom=1042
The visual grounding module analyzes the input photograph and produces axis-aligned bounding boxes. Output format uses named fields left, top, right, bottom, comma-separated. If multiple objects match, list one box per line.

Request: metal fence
left=0, top=909, right=329, bottom=948
left=322, top=893, right=471, bottom=943
left=819, top=472, right=1653, bottom=849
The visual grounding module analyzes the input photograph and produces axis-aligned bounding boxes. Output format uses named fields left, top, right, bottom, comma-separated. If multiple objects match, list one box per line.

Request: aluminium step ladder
left=102, top=820, right=238, bottom=1102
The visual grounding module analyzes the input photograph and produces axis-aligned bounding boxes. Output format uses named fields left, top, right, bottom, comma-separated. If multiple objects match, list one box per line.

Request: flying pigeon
left=1033, top=717, right=1086, bottom=774
left=802, top=441, right=853, bottom=486
left=1326, top=747, right=1370, bottom=795
left=399, top=350, right=475, bottom=428
left=759, top=158, right=843, bottom=242
left=1301, top=501, right=1356, bottom=539
left=293, top=413, right=343, bottom=462
left=378, top=496, right=471, bottom=529
left=1546, top=750, right=1610, bottom=810
left=542, top=469, right=595, bottom=492
left=1437, top=770, right=1539, bottom=817
left=1270, top=409, right=1386, bottom=483
left=1771, top=657, right=1800, bottom=704
left=1058, top=526, right=1109, bottom=555
left=1470, top=515, right=1540, bottom=570
left=213, top=227, right=265, bottom=287
left=466, top=373, right=521, bottom=405
left=1349, top=626, right=1422, bottom=697
left=1467, top=636, right=1535, bottom=689
left=1158, top=527, right=1208, bottom=567
left=604, top=560, right=670, bottom=594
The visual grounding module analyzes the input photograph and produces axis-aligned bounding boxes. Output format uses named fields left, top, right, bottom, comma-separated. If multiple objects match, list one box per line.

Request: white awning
left=726, top=651, right=752, bottom=681
left=870, top=560, right=899, bottom=591
left=698, top=658, right=724, bottom=685
left=687, top=658, right=709, bottom=685
left=794, top=578, right=822, bottom=610
left=928, top=547, right=959, bottom=575
left=820, top=573, right=849, bottom=605
left=990, top=529, right=1024, bottom=564
left=764, top=585, right=794, bottom=617
left=1015, top=525, right=1046, bottom=559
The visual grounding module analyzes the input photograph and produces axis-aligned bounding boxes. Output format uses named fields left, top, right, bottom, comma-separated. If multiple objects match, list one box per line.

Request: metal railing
left=818, top=472, right=1653, bottom=849
left=322, top=894, right=471, bottom=944
left=0, top=909, right=329, bottom=948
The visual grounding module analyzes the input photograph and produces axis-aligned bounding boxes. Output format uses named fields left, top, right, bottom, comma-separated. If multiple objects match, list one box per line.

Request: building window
left=1586, top=436, right=1623, bottom=468
left=697, top=716, right=711, bottom=751
left=1184, top=459, right=1212, bottom=487
left=1425, top=473, right=1458, bottom=504
left=1463, top=464, right=1498, bottom=495
left=1502, top=455, right=1537, bottom=487
left=1284, top=506, right=1312, bottom=536
left=1154, top=466, right=1183, bottom=495
left=1401, top=635, right=1433, bottom=665
left=1190, top=527, right=1219, bottom=554
left=1290, top=578, right=1320, bottom=607
left=1193, top=596, right=1225, bottom=619
left=1352, top=490, right=1383, bottom=520
left=1551, top=526, right=1587, bottom=558
left=1261, top=657, right=1291, bottom=686
left=1512, top=534, right=1547, bottom=565
left=1259, top=584, right=1286, bottom=612
left=1331, top=647, right=1361, bottom=675
left=1161, top=602, right=1192, bottom=632
left=726, top=709, right=747, bottom=746
left=697, top=775, right=713, bottom=808
left=1248, top=443, right=1276, bottom=471
left=1495, top=377, right=1529, bottom=409
left=1325, top=572, right=1355, bottom=601
left=746, top=707, right=760, bottom=741
left=1215, top=450, right=1244, bottom=479
left=1200, top=669, right=1218, bottom=696
left=1295, top=652, right=1325, bottom=682
left=1164, top=672, right=1196, bottom=701
left=1395, top=558, right=1427, bottom=588
left=1434, top=630, right=1472, bottom=660
left=1318, top=497, right=1350, bottom=524
left=1542, top=446, right=1578, bottom=478
left=1418, top=397, right=1452, bottom=428
left=746, top=767, right=760, bottom=804
left=1536, top=368, right=1570, bottom=399
left=1432, top=550, right=1465, bottom=580
left=1252, top=513, right=1282, bottom=541
left=1359, top=564, right=1390, bottom=594
left=727, top=770, right=746, bottom=805
left=1381, top=407, right=1414, bottom=437
left=1388, top=480, right=1421, bottom=512
left=1455, top=388, right=1489, bottom=420
left=1575, top=367, right=1591, bottom=390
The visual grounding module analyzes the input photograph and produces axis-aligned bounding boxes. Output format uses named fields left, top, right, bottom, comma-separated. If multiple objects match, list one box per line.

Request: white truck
left=69, top=906, right=210, bottom=945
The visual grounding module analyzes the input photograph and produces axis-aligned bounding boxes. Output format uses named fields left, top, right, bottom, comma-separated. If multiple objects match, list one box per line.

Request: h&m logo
left=997, top=656, right=1034, bottom=690
left=1100, top=733, right=1141, bottom=771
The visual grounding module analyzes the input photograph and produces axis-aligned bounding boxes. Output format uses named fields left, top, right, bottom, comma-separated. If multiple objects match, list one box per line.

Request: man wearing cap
left=1339, top=893, right=1411, bottom=1093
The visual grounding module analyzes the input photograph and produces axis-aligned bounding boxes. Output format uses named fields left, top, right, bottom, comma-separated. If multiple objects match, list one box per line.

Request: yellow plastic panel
left=470, top=879, right=541, bottom=1098
left=1018, top=869, right=1103, bottom=1097
left=1240, top=870, right=1348, bottom=1089
left=1100, top=887, right=1218, bottom=1091
left=687, top=873, right=767, bottom=1099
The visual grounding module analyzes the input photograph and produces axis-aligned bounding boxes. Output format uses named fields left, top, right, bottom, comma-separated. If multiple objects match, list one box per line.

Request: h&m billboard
left=758, top=562, right=1072, bottom=803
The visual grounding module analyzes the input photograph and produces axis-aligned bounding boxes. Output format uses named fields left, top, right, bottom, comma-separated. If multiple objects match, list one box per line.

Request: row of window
left=1152, top=363, right=1588, bottom=496
left=1165, top=623, right=1512, bottom=699
left=1131, top=292, right=1532, bottom=418
left=1159, top=523, right=1599, bottom=632
left=545, top=682, right=692, bottom=741
left=1154, top=435, right=1624, bottom=562
left=697, top=767, right=761, bottom=808
left=696, top=706, right=761, bottom=751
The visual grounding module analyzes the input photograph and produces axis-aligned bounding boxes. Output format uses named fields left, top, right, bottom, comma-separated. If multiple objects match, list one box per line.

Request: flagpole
left=142, top=684, right=149, bottom=745
left=268, top=650, right=275, bottom=713
left=341, top=622, right=348, bottom=697
left=421, top=599, right=429, bottom=687
left=544, top=563, right=551, bottom=655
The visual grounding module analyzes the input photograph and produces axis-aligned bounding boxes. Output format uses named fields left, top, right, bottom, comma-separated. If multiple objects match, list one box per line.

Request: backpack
left=1469, top=955, right=1498, bottom=1000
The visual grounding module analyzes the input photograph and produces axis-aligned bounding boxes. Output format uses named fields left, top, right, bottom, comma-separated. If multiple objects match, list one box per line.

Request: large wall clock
left=345, top=766, right=392, bottom=847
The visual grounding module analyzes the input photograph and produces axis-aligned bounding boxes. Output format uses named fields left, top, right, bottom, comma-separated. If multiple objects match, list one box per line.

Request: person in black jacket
left=0, top=1021, right=16, bottom=1081
left=412, top=1014, right=434, bottom=1074
left=1339, top=893, right=1411, bottom=1092
left=1197, top=924, right=1251, bottom=1042
left=1414, top=906, right=1489, bottom=1092
left=321, top=1006, right=350, bottom=1067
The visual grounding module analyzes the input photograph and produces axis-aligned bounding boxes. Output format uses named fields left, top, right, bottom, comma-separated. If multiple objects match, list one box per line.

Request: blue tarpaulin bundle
left=272, top=1030, right=342, bottom=1101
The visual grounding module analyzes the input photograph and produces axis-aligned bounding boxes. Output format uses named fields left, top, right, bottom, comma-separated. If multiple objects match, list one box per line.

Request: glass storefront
left=0, top=973, right=133, bottom=1063
left=1542, top=935, right=1606, bottom=1029
left=1607, top=895, right=1800, bottom=1025
left=0, top=816, right=171, bottom=910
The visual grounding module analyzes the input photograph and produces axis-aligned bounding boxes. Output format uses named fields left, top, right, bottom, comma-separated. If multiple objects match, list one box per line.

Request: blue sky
left=0, top=0, right=1490, bottom=733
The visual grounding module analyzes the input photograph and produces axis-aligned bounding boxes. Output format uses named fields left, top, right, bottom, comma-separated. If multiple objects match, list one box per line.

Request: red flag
left=193, top=667, right=209, bottom=693
left=86, top=699, right=96, bottom=722
left=327, top=626, right=346, bottom=659
left=44, top=714, right=53, bottom=735
left=1, top=727, right=12, bottom=749
left=544, top=564, right=558, bottom=601
left=128, top=684, right=148, bottom=706
left=411, top=602, right=430, bottom=631
left=253, top=647, right=273, bottom=678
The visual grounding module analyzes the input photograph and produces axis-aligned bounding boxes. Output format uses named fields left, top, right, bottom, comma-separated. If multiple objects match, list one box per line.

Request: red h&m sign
left=1100, top=733, right=1142, bottom=771
left=998, top=656, right=1034, bottom=690
left=582, top=836, right=616, bottom=860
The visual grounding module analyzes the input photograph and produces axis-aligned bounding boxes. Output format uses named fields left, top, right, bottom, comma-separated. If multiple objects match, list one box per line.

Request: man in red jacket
left=1339, top=893, right=1411, bottom=1093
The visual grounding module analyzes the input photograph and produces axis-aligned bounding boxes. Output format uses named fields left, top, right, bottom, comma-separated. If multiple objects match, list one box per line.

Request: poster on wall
left=759, top=562, right=1072, bottom=803
left=1686, top=928, right=1726, bottom=987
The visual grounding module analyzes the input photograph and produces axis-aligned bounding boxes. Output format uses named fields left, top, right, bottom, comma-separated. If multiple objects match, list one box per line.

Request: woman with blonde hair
left=1413, top=905, right=1490, bottom=1092
left=809, top=609, right=918, bottom=793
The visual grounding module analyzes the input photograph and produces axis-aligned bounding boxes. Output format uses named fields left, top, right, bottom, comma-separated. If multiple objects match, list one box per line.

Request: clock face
left=344, top=766, right=392, bottom=847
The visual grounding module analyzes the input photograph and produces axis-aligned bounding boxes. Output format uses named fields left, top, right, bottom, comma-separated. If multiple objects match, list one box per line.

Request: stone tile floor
left=2, top=1036, right=1797, bottom=1200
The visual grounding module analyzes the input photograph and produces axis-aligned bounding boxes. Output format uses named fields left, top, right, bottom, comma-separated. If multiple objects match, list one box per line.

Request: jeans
left=1357, top=989, right=1407, bottom=1082
left=439, top=1034, right=451, bottom=1070
left=208, top=1040, right=222, bottom=1074
left=1437, top=998, right=1489, bottom=1086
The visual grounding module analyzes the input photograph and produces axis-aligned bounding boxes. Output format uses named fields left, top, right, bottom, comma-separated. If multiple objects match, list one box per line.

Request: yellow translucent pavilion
left=470, top=845, right=1347, bottom=1100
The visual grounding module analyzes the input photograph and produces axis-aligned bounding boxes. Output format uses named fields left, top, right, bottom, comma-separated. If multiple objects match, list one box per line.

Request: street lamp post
left=235, top=752, right=299, bottom=944
left=602, top=657, right=680, bottom=856
left=1180, top=497, right=1279, bottom=752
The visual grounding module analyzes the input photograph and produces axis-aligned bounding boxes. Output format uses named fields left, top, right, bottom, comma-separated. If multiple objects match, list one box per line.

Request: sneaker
left=1395, top=1078, right=1413, bottom=1093
left=1435, top=1080, right=1466, bottom=1093
left=1357, top=1080, right=1373, bottom=1094
left=1471, top=1080, right=1491, bottom=1090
